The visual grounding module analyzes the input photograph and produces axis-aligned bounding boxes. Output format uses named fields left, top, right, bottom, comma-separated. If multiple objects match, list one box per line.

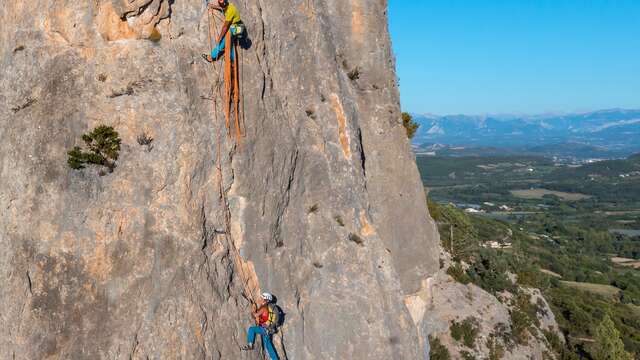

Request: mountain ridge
left=411, top=109, right=640, bottom=158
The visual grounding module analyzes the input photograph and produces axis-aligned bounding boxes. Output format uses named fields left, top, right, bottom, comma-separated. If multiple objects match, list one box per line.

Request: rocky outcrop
left=423, top=272, right=563, bottom=359
left=0, top=0, right=439, bottom=359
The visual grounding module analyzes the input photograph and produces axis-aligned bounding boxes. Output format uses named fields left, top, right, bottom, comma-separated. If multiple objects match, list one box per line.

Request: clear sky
left=388, top=0, right=640, bottom=115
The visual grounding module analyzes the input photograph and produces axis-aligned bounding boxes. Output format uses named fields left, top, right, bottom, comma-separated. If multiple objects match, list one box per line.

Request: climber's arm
left=208, top=4, right=223, bottom=11
left=252, top=305, right=267, bottom=319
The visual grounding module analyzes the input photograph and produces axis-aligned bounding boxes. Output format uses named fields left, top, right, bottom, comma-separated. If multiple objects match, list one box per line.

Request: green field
left=510, top=189, right=591, bottom=201
left=560, top=281, right=621, bottom=298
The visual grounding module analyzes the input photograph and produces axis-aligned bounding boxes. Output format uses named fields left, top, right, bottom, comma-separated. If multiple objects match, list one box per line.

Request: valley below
left=418, top=152, right=640, bottom=358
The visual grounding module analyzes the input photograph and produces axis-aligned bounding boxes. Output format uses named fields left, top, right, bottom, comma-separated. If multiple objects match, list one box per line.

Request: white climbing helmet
left=261, top=292, right=274, bottom=303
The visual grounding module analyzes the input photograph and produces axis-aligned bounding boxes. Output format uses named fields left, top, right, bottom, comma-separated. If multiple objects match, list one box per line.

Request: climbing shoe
left=241, top=343, right=254, bottom=351
left=201, top=54, right=213, bottom=63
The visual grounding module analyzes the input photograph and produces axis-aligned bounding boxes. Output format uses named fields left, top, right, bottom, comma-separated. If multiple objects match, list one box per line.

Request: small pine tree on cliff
left=68, top=125, right=121, bottom=172
left=402, top=112, right=419, bottom=140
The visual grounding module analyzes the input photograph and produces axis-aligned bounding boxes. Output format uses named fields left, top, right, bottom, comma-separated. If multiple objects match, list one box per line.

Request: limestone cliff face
left=0, top=1, right=439, bottom=359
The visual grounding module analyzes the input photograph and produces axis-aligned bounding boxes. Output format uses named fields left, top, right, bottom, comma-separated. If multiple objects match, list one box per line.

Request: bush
left=590, top=315, right=634, bottom=360
left=466, top=250, right=515, bottom=294
left=450, top=317, right=480, bottom=348
left=515, top=262, right=551, bottom=289
left=429, top=335, right=451, bottom=360
left=402, top=112, right=419, bottom=139
left=509, top=293, right=540, bottom=346
left=487, top=336, right=505, bottom=360
left=68, top=125, right=121, bottom=172
left=509, top=307, right=531, bottom=345
left=543, top=329, right=563, bottom=355
left=460, top=350, right=475, bottom=360
left=136, top=131, right=154, bottom=152
left=492, top=322, right=512, bottom=350
left=447, top=263, right=471, bottom=284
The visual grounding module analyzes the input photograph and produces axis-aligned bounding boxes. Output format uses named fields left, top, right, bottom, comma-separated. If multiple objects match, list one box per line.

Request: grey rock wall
left=0, top=0, right=439, bottom=359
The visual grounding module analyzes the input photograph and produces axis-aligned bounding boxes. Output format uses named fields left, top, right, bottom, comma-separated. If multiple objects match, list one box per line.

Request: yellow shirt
left=224, top=3, right=241, bottom=24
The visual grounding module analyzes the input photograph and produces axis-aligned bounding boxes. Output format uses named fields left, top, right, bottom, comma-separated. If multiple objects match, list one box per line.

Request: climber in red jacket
left=241, top=292, right=281, bottom=360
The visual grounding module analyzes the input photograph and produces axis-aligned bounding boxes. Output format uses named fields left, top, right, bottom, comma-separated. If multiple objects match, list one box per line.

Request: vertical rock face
left=0, top=0, right=439, bottom=359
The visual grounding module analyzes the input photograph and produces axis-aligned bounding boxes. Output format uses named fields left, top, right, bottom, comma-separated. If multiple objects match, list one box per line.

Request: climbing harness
left=264, top=303, right=284, bottom=334
left=231, top=22, right=246, bottom=39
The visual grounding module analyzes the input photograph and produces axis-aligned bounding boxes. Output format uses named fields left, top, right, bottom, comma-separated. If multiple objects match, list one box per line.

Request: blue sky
left=388, top=1, right=640, bottom=115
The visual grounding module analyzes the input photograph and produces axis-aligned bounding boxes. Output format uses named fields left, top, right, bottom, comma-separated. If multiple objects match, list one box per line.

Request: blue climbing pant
left=211, top=26, right=241, bottom=61
left=210, top=35, right=234, bottom=61
left=247, top=326, right=279, bottom=360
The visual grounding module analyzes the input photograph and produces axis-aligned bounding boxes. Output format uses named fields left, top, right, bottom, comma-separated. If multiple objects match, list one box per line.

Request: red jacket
left=256, top=305, right=269, bottom=326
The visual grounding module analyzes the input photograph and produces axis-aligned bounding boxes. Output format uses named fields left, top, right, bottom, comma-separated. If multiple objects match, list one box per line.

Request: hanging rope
left=223, top=32, right=233, bottom=134
left=234, top=40, right=242, bottom=145
left=206, top=7, right=256, bottom=308
left=207, top=7, right=243, bottom=143
left=220, top=27, right=243, bottom=144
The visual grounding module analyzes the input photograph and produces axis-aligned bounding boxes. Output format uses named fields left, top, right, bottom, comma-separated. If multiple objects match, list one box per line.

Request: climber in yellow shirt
left=203, top=0, right=245, bottom=62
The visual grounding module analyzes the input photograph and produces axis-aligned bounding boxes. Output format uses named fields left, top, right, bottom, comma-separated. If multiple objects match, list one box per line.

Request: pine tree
left=67, top=125, right=121, bottom=172
left=401, top=112, right=419, bottom=140
left=591, top=315, right=633, bottom=360
left=67, top=146, right=88, bottom=169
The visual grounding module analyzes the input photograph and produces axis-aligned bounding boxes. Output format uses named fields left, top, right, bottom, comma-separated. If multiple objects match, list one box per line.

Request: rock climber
left=241, top=292, right=281, bottom=360
left=203, top=0, right=245, bottom=62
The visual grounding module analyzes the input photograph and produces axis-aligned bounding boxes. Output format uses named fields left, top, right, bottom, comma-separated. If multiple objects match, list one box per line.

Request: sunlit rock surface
left=0, top=0, right=439, bottom=358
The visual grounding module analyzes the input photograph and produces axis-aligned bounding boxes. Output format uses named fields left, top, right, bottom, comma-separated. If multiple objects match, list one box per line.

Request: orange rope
left=207, top=7, right=243, bottom=144
left=233, top=40, right=242, bottom=146
left=224, top=31, right=233, bottom=134
left=220, top=29, right=244, bottom=145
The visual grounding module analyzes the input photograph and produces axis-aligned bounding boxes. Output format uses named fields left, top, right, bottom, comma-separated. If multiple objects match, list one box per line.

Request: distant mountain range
left=412, top=109, right=640, bottom=159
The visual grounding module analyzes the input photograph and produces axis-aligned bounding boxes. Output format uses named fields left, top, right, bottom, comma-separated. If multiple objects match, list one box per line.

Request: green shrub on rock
left=68, top=125, right=121, bottom=172
left=509, top=292, right=541, bottom=346
left=450, top=317, right=480, bottom=348
left=460, top=350, right=475, bottom=360
left=429, top=335, right=451, bottom=360
left=447, top=263, right=472, bottom=284
left=487, top=336, right=505, bottom=360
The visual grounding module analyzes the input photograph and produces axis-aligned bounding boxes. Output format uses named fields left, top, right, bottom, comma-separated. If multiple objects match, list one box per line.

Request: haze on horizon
left=388, top=0, right=640, bottom=115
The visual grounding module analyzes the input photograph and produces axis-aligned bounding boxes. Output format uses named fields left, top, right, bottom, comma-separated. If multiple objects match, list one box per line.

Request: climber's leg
left=246, top=325, right=262, bottom=347
left=261, top=333, right=280, bottom=360
left=211, top=35, right=226, bottom=61
left=211, top=34, right=235, bottom=62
